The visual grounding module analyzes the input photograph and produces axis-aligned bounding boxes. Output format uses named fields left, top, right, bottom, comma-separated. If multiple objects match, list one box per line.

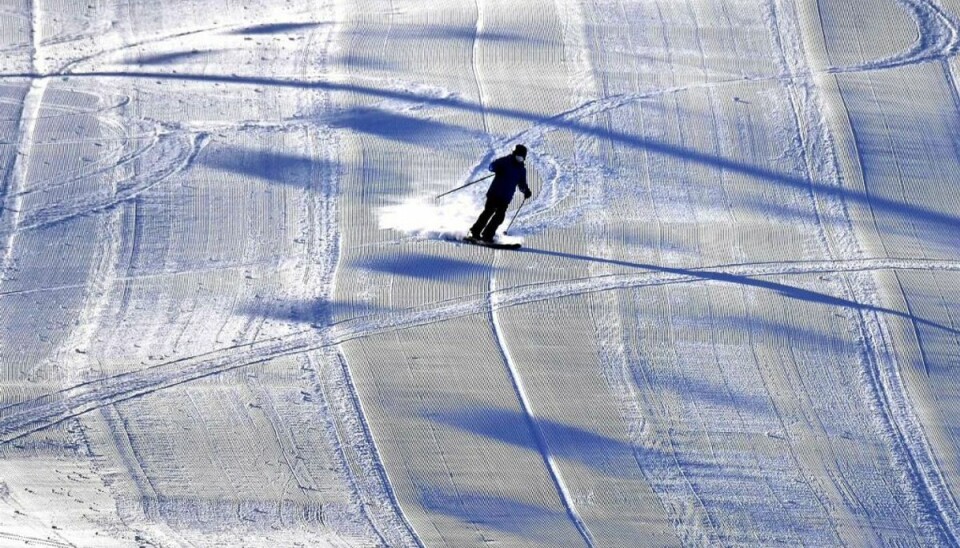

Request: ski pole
left=505, top=197, right=527, bottom=234
left=435, top=173, right=494, bottom=199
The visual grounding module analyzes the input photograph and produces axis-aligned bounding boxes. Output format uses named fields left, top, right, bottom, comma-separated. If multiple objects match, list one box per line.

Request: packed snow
left=1, top=0, right=960, bottom=546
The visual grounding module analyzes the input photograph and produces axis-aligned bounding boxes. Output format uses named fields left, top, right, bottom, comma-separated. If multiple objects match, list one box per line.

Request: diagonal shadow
left=238, top=297, right=381, bottom=326
left=199, top=145, right=333, bottom=188
left=5, top=68, right=954, bottom=239
left=518, top=247, right=960, bottom=337
left=330, top=106, right=480, bottom=147
left=357, top=252, right=496, bottom=282
left=426, top=406, right=655, bottom=478
left=229, top=22, right=329, bottom=35
left=387, top=24, right=549, bottom=45
left=418, top=486, right=582, bottom=544
left=128, top=49, right=214, bottom=66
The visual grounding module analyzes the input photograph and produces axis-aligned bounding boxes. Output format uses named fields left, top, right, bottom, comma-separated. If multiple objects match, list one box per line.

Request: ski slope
left=1, top=0, right=959, bottom=546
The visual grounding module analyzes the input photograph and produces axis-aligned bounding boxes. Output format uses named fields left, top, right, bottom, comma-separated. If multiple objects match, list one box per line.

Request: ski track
left=0, top=2, right=413, bottom=545
left=3, top=256, right=960, bottom=446
left=0, top=78, right=44, bottom=278
left=57, top=9, right=328, bottom=75
left=770, top=0, right=960, bottom=542
left=487, top=274, right=596, bottom=547
left=763, top=0, right=960, bottom=542
left=0, top=0, right=47, bottom=281
left=0, top=14, right=954, bottom=249
left=0, top=531, right=75, bottom=548
left=8, top=129, right=208, bottom=233
left=846, top=275, right=960, bottom=545
left=3, top=0, right=960, bottom=544
left=829, top=0, right=960, bottom=73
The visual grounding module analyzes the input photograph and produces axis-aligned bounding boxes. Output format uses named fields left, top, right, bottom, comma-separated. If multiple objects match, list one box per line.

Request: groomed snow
left=1, top=0, right=960, bottom=546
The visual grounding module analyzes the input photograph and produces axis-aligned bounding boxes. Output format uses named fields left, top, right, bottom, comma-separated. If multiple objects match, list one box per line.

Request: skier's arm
left=519, top=169, right=532, bottom=198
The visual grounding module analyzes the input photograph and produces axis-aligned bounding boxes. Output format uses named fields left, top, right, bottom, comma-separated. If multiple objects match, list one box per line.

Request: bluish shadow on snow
left=28, top=69, right=960, bottom=244
left=418, top=486, right=578, bottom=544
left=425, top=406, right=654, bottom=478
left=329, top=107, right=480, bottom=148
left=200, top=145, right=333, bottom=189
left=687, top=314, right=854, bottom=353
left=357, top=252, right=495, bottom=283
left=393, top=25, right=549, bottom=45
left=229, top=22, right=329, bottom=35
left=128, top=49, right=215, bottom=66
left=891, top=277, right=960, bottom=377
left=519, top=247, right=960, bottom=337
left=239, top=298, right=380, bottom=326
left=348, top=161, right=411, bottom=200
left=334, top=53, right=397, bottom=71
left=645, top=366, right=772, bottom=419
left=349, top=23, right=549, bottom=46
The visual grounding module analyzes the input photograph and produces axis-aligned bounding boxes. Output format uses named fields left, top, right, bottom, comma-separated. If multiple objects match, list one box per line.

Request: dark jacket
left=486, top=155, right=530, bottom=202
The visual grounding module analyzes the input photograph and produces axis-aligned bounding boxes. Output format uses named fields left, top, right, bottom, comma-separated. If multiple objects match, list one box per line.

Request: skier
left=467, top=144, right=532, bottom=243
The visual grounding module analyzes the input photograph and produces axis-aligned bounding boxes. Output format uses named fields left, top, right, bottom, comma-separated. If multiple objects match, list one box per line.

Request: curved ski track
left=3, top=256, right=960, bottom=445
left=829, top=0, right=960, bottom=73
left=7, top=128, right=208, bottom=233
left=3, top=1, right=960, bottom=544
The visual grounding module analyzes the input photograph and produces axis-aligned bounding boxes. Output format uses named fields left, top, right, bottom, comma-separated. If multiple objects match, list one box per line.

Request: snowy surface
left=1, top=0, right=960, bottom=546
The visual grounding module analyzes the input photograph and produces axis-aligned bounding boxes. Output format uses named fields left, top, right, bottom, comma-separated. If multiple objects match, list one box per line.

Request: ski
left=460, top=236, right=521, bottom=250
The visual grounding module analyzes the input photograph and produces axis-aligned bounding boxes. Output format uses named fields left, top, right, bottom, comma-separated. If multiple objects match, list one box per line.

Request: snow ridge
left=4, top=257, right=960, bottom=445
left=487, top=274, right=596, bottom=547
left=771, top=0, right=960, bottom=540
left=831, top=0, right=960, bottom=73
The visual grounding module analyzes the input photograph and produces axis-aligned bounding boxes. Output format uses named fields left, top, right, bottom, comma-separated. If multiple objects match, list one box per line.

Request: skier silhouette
left=468, top=144, right=531, bottom=242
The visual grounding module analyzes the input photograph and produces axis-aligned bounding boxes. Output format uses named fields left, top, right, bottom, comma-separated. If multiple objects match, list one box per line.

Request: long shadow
left=199, top=145, right=333, bottom=189
left=330, top=107, right=480, bottom=147
left=518, top=247, right=960, bottom=337
left=229, top=22, right=329, bottom=35
left=357, top=252, right=496, bottom=282
left=334, top=53, right=397, bottom=71
left=721, top=315, right=855, bottom=351
left=12, top=68, right=958, bottom=238
left=418, top=486, right=581, bottom=544
left=239, top=297, right=380, bottom=326
left=426, top=406, right=655, bottom=477
left=2, top=64, right=952, bottom=244
left=387, top=24, right=549, bottom=45
left=128, top=50, right=213, bottom=66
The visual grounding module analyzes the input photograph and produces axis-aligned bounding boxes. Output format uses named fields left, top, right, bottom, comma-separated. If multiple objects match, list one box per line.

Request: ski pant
left=470, top=196, right=510, bottom=240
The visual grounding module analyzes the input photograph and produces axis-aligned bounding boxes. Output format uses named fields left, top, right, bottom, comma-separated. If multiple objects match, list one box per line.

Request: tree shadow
left=518, top=247, right=960, bottom=337
left=645, top=365, right=773, bottom=421
left=13, top=68, right=959, bottom=244
left=356, top=252, right=497, bottom=283
left=239, top=297, right=380, bottom=326
left=712, top=315, right=854, bottom=351
left=334, top=53, right=398, bottom=71
left=329, top=107, right=481, bottom=148
left=425, top=406, right=655, bottom=478
left=199, top=144, right=334, bottom=189
left=418, top=486, right=580, bottom=545
left=229, top=22, right=329, bottom=35
left=389, top=24, right=549, bottom=45
left=128, top=49, right=214, bottom=66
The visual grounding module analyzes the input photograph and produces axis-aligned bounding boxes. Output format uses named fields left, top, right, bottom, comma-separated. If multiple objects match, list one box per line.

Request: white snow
left=2, top=0, right=960, bottom=547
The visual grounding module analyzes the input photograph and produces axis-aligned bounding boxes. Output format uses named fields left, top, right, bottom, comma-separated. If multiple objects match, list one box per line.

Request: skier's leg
left=480, top=201, right=509, bottom=240
left=470, top=199, right=497, bottom=237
